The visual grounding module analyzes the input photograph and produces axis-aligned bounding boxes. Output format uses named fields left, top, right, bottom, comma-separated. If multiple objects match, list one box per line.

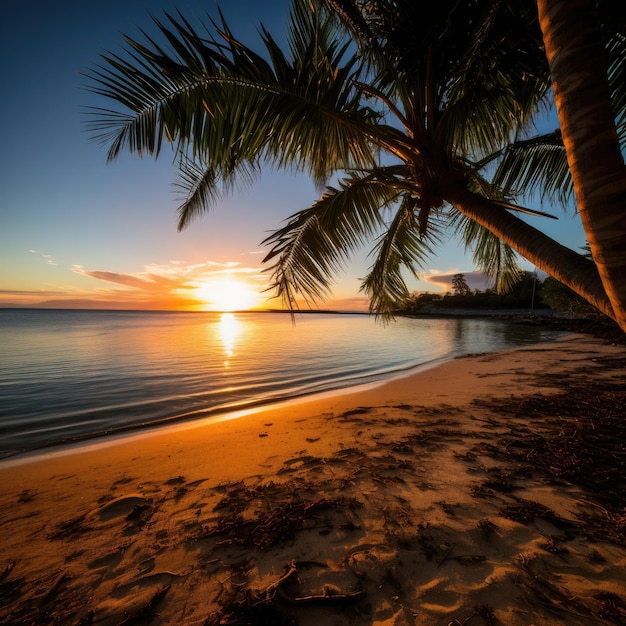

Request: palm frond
left=262, top=167, right=409, bottom=309
left=604, top=22, right=626, bottom=150
left=173, top=156, right=259, bottom=229
left=439, top=1, right=550, bottom=157
left=318, top=0, right=378, bottom=48
left=362, top=197, right=440, bottom=319
left=491, top=130, right=574, bottom=207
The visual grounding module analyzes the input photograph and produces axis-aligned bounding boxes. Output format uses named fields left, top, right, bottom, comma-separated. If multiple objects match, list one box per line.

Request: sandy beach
left=1, top=333, right=625, bottom=625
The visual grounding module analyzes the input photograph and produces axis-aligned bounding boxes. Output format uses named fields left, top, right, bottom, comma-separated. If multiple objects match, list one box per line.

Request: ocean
left=0, top=309, right=563, bottom=460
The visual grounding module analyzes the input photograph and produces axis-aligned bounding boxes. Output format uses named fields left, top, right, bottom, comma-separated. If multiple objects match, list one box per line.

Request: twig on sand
left=276, top=586, right=365, bottom=605
left=264, top=560, right=298, bottom=596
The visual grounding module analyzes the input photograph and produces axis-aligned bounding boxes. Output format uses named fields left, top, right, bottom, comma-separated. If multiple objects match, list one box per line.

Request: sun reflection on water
left=218, top=313, right=241, bottom=366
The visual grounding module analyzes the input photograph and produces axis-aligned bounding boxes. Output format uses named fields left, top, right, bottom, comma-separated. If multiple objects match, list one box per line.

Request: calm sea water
left=0, top=309, right=562, bottom=459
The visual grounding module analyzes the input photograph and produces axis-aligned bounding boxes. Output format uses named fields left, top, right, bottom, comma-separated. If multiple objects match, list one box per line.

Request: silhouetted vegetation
left=398, top=272, right=601, bottom=315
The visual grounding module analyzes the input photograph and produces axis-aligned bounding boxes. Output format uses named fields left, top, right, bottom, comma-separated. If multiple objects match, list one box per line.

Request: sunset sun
left=195, top=279, right=260, bottom=311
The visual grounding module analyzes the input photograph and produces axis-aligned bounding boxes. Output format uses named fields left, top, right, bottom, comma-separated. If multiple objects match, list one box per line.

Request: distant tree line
left=398, top=273, right=597, bottom=315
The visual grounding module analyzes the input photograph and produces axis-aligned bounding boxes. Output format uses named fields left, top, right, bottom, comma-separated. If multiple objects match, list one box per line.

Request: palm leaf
left=362, top=197, right=440, bottom=318
left=604, top=19, right=626, bottom=150
left=262, top=168, right=409, bottom=309
left=491, top=130, right=573, bottom=207
left=173, top=156, right=259, bottom=229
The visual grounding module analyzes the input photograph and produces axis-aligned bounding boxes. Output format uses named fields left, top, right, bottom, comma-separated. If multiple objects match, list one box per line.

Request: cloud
left=29, top=250, right=58, bottom=266
left=0, top=289, right=66, bottom=296
left=72, top=266, right=157, bottom=288
left=422, top=271, right=492, bottom=292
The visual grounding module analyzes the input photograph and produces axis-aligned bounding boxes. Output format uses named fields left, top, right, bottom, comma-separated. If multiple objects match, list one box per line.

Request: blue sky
left=0, top=0, right=589, bottom=311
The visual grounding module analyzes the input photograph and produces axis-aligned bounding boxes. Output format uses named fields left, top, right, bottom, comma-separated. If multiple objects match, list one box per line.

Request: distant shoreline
left=0, top=305, right=579, bottom=317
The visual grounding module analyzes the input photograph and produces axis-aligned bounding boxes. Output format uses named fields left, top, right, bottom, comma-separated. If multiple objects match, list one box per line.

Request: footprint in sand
left=97, top=495, right=153, bottom=521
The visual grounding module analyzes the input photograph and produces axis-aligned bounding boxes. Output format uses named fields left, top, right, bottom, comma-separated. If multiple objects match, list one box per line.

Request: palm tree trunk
left=537, top=0, right=626, bottom=332
left=444, top=181, right=616, bottom=321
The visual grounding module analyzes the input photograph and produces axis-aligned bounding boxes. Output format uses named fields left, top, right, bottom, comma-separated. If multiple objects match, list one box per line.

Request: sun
left=195, top=278, right=260, bottom=311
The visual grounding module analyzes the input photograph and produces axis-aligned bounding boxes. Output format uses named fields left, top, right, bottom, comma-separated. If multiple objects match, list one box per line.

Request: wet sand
left=1, top=334, right=625, bottom=625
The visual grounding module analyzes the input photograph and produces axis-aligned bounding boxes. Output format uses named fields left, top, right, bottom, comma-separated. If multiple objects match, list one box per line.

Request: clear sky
left=0, top=0, right=589, bottom=312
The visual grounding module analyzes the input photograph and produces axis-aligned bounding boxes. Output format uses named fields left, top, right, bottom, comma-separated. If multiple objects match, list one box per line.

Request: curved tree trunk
left=444, top=181, right=616, bottom=320
left=537, top=0, right=626, bottom=332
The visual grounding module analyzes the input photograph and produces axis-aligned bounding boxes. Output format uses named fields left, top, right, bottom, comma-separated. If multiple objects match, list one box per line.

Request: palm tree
left=536, top=0, right=626, bottom=330
left=84, top=0, right=620, bottom=325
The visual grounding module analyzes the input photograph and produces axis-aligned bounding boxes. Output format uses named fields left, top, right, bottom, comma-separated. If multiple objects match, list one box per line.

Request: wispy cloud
left=29, top=250, right=58, bottom=266
left=0, top=289, right=67, bottom=296
left=72, top=267, right=157, bottom=288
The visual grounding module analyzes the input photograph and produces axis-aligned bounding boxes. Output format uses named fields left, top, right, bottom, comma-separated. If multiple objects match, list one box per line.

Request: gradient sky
left=0, top=0, right=589, bottom=311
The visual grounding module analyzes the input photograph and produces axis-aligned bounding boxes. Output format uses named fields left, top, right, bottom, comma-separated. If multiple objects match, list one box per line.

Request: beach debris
left=276, top=586, right=365, bottom=606
left=338, top=407, right=373, bottom=420
left=5, top=347, right=626, bottom=626
left=198, top=479, right=362, bottom=551
left=454, top=554, right=486, bottom=564
left=477, top=518, right=498, bottom=536
left=202, top=494, right=361, bottom=550
left=512, top=551, right=622, bottom=622
left=500, top=498, right=573, bottom=528
left=471, top=381, right=626, bottom=545
left=204, top=561, right=297, bottom=625
left=205, top=560, right=365, bottom=625
left=436, top=542, right=456, bottom=567
left=416, top=524, right=443, bottom=562
left=538, top=535, right=570, bottom=556
left=595, top=591, right=626, bottom=623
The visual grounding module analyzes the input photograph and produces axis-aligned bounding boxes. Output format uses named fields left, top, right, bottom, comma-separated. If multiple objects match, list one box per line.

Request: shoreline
left=1, top=334, right=625, bottom=625
left=0, top=352, right=456, bottom=469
